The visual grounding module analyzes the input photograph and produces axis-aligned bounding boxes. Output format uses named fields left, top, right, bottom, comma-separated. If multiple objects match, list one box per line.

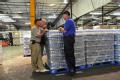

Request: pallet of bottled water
left=84, top=32, right=114, bottom=65
left=46, top=30, right=65, bottom=69
left=46, top=30, right=85, bottom=69
left=114, top=33, right=120, bottom=62
left=23, top=37, right=31, bottom=56
left=75, top=31, right=85, bottom=67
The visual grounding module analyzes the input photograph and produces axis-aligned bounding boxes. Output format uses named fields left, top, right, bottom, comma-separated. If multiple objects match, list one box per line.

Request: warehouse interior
left=1, top=0, right=120, bottom=80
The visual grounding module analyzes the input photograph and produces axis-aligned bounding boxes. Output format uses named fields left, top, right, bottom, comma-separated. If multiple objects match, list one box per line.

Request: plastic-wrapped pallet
left=46, top=30, right=65, bottom=69
left=84, top=32, right=114, bottom=65
left=0, top=40, right=3, bottom=64
left=75, top=31, right=85, bottom=67
left=23, top=37, right=31, bottom=56
left=46, top=30, right=85, bottom=70
left=114, top=33, right=120, bottom=62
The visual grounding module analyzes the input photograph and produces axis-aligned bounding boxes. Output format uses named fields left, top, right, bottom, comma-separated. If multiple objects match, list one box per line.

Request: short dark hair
left=63, top=11, right=70, bottom=16
left=34, top=18, right=42, bottom=24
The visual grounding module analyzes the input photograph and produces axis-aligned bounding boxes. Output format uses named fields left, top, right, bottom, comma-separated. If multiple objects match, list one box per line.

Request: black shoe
left=43, top=63, right=50, bottom=70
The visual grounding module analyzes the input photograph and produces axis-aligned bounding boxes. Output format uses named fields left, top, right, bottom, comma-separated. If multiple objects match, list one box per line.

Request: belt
left=31, top=40, right=40, bottom=44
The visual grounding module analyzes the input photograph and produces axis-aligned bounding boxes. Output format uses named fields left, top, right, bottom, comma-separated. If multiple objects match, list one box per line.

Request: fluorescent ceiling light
left=90, top=12, right=102, bottom=15
left=12, top=12, right=23, bottom=14
left=104, top=16, right=111, bottom=19
left=0, top=14, right=15, bottom=22
left=0, top=16, right=9, bottom=19
left=26, top=3, right=30, bottom=5
left=49, top=4, right=56, bottom=6
left=12, top=14, right=23, bottom=19
left=0, top=14, right=7, bottom=16
left=48, top=14, right=56, bottom=18
left=25, top=22, right=31, bottom=25
left=2, top=18, right=15, bottom=22
left=16, top=12, right=23, bottom=14
left=111, top=12, right=120, bottom=16
left=64, top=0, right=68, bottom=4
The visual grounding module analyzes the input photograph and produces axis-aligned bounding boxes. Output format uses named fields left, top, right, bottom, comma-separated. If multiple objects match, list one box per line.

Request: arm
left=59, top=20, right=71, bottom=32
left=36, top=30, right=47, bottom=38
left=31, top=28, right=46, bottom=38
left=59, top=27, right=66, bottom=32
left=64, top=20, right=71, bottom=31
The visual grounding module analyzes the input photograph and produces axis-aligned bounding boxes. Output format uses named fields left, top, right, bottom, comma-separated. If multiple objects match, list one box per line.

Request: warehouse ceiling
left=1, top=0, right=120, bottom=30
left=77, top=2, right=120, bottom=26
left=0, top=0, right=73, bottom=30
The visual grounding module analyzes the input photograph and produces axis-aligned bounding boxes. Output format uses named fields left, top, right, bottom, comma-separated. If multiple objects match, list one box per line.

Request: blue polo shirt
left=63, top=19, right=76, bottom=37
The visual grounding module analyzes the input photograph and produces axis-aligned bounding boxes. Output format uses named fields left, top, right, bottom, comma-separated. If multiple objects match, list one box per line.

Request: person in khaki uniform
left=30, top=19, right=48, bottom=72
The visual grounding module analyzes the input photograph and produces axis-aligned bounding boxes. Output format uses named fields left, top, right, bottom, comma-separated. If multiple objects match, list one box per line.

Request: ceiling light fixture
left=90, top=12, right=102, bottom=15
left=0, top=14, right=7, bottom=16
left=1, top=18, right=15, bottom=22
left=64, top=0, right=68, bottom=4
left=26, top=3, right=30, bottom=6
left=111, top=12, right=120, bottom=16
left=0, top=15, right=14, bottom=22
left=49, top=4, right=56, bottom=6
left=12, top=14, right=23, bottom=19
left=104, top=16, right=111, bottom=19
left=25, top=22, right=31, bottom=25
left=48, top=14, right=56, bottom=18
left=0, top=16, right=9, bottom=19
left=16, top=12, right=23, bottom=14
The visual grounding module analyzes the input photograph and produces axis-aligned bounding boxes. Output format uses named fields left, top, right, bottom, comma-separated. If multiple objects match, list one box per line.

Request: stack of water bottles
left=75, top=31, right=85, bottom=67
left=23, top=37, right=31, bottom=56
left=84, top=31, right=115, bottom=65
left=46, top=30, right=86, bottom=69
left=46, top=30, right=117, bottom=71
left=46, top=30, right=65, bottom=69
left=114, top=32, right=120, bottom=62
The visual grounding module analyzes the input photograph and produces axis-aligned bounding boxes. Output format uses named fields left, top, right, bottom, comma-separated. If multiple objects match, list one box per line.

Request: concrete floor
left=1, top=46, right=120, bottom=80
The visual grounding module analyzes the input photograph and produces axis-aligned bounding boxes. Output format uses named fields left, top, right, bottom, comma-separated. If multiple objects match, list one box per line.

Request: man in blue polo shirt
left=59, top=11, right=76, bottom=76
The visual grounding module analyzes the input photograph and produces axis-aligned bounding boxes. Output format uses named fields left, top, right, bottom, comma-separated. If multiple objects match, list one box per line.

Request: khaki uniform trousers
left=30, top=43, right=45, bottom=71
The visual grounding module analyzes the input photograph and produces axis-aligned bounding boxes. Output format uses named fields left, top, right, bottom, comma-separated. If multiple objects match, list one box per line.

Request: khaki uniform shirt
left=31, top=26, right=43, bottom=43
